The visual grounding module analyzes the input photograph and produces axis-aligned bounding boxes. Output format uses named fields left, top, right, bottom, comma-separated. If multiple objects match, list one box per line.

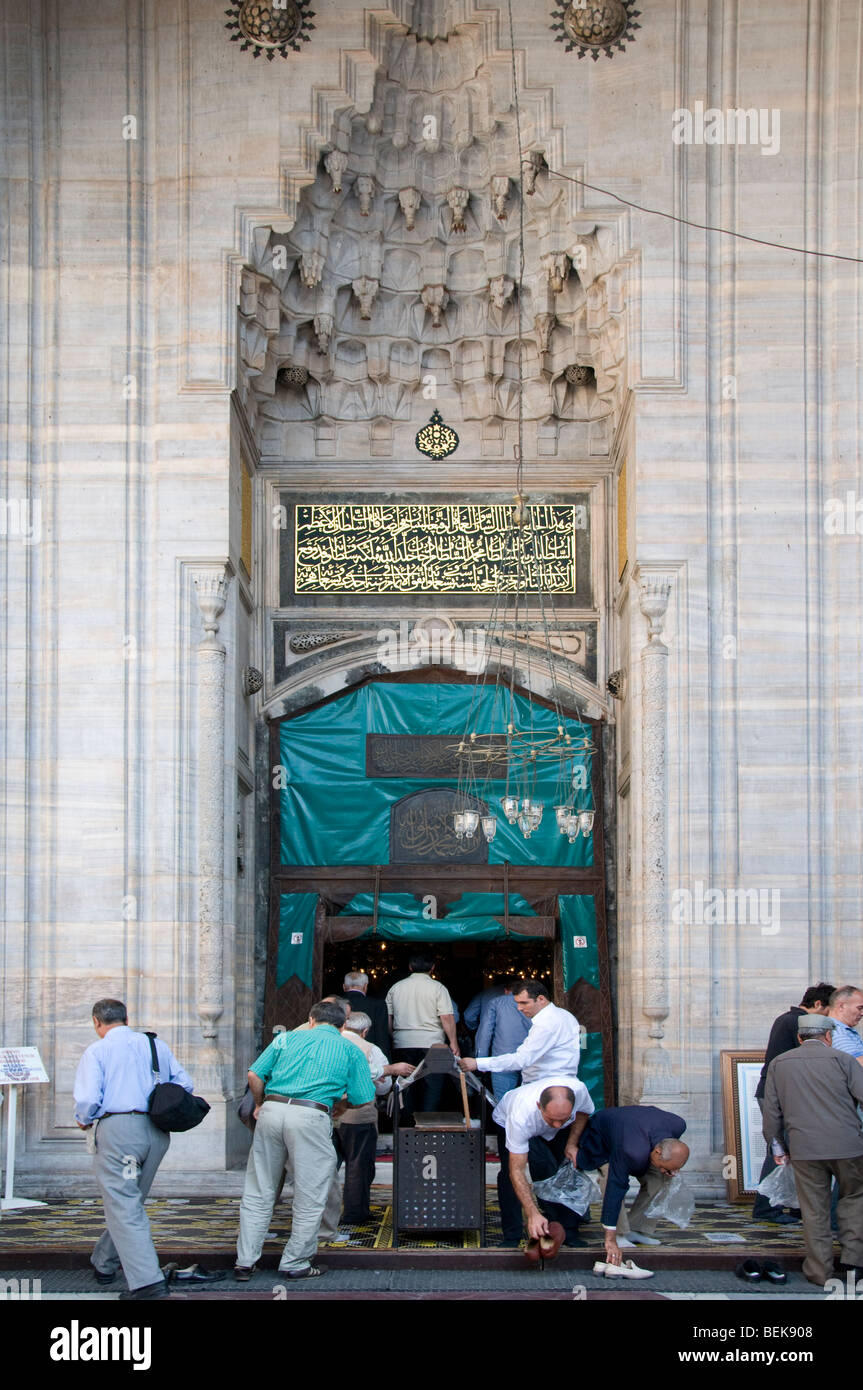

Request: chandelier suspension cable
left=451, top=4, right=596, bottom=849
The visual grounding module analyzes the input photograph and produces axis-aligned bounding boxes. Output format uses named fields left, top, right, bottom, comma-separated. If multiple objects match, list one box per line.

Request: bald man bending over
left=575, top=1105, right=689, bottom=1267
left=493, top=1076, right=595, bottom=1247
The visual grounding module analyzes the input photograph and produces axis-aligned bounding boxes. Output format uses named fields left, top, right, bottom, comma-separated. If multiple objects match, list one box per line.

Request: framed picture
left=720, top=1049, right=767, bottom=1201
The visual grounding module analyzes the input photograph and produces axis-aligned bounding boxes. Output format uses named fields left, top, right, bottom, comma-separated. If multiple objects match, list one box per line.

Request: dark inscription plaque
left=390, top=789, right=489, bottom=864
left=367, top=734, right=508, bottom=780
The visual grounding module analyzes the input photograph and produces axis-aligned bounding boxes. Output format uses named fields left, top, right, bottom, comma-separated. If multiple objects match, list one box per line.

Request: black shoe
left=169, top=1263, right=226, bottom=1284
left=763, top=1212, right=799, bottom=1225
left=92, top=1268, right=118, bottom=1286
left=285, top=1265, right=325, bottom=1280
left=233, top=1265, right=256, bottom=1281
left=760, top=1260, right=787, bottom=1284
left=119, top=1278, right=169, bottom=1301
left=735, top=1259, right=762, bottom=1283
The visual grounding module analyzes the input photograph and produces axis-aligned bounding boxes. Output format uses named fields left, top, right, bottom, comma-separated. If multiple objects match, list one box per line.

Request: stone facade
left=2, top=0, right=862, bottom=1192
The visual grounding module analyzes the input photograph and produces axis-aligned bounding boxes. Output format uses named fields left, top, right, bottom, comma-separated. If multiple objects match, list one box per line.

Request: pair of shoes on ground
left=524, top=1221, right=566, bottom=1269
left=735, top=1258, right=786, bottom=1284
left=592, top=1258, right=654, bottom=1279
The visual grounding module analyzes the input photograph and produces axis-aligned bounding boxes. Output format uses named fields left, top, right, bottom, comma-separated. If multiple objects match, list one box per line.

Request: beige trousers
left=236, top=1102, right=336, bottom=1274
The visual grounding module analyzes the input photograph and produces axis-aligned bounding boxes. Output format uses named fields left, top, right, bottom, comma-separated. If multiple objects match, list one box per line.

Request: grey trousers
left=791, top=1155, right=863, bottom=1286
left=90, top=1112, right=170, bottom=1291
left=237, top=1101, right=337, bottom=1274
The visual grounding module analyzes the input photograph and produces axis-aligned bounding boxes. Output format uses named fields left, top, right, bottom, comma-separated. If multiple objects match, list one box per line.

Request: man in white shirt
left=385, top=953, right=458, bottom=1117
left=494, top=1076, right=594, bottom=1247
left=459, top=979, right=581, bottom=1084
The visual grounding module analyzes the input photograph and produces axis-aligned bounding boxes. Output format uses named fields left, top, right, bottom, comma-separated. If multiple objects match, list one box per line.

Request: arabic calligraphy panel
left=390, top=788, right=489, bottom=864
left=367, top=734, right=508, bottom=779
left=294, top=502, right=577, bottom=596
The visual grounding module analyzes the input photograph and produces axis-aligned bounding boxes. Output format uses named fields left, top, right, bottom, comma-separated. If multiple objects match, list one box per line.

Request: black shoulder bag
left=145, top=1032, right=210, bottom=1133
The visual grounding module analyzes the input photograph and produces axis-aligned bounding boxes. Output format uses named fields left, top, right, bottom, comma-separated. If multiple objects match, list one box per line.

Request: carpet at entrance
left=0, top=1190, right=809, bottom=1264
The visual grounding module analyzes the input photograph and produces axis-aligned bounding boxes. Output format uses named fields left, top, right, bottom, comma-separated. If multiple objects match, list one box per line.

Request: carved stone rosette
left=193, top=568, right=230, bottom=1096
left=637, top=573, right=675, bottom=1098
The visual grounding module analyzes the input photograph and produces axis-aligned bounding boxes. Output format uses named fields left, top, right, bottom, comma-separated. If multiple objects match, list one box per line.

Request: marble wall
left=2, top=0, right=861, bottom=1190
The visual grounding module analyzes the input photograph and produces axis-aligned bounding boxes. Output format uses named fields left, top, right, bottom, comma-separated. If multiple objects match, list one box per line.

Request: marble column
left=637, top=574, right=675, bottom=1098
left=193, top=568, right=230, bottom=1097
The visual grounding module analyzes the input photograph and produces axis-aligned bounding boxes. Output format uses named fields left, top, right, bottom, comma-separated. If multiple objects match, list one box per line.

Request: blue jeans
left=491, top=1072, right=519, bottom=1104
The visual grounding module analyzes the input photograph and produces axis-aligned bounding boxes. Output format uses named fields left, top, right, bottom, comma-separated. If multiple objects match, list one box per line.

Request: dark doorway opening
left=322, top=937, right=555, bottom=1040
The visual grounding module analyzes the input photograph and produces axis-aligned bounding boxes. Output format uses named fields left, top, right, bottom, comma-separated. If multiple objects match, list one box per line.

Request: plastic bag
left=643, top=1172, right=695, bottom=1228
left=756, top=1162, right=799, bottom=1209
left=532, top=1164, right=602, bottom=1216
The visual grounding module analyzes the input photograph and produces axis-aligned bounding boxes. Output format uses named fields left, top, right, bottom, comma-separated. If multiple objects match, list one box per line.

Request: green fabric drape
left=276, top=893, right=317, bottom=989
left=278, top=682, right=594, bottom=868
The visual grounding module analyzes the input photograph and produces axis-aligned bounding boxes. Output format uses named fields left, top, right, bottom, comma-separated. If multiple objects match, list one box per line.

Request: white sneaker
left=626, top=1231, right=661, bottom=1246
left=592, top=1259, right=654, bottom=1279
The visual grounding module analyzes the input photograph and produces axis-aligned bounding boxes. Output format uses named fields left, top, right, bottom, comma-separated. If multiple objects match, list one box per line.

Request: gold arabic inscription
left=294, top=503, right=578, bottom=595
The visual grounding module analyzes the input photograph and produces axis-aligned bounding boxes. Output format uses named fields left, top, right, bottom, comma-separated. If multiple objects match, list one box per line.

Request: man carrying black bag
left=74, top=997, right=196, bottom=1300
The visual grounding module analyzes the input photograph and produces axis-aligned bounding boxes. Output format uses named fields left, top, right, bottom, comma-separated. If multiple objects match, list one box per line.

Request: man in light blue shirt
left=475, top=981, right=530, bottom=1102
left=828, top=987, right=863, bottom=1061
left=73, top=997, right=194, bottom=1300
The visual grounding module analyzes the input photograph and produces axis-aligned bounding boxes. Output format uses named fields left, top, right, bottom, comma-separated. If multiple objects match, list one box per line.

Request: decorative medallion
left=224, top=0, right=315, bottom=59
left=550, top=1, right=640, bottom=60
left=415, top=410, right=459, bottom=460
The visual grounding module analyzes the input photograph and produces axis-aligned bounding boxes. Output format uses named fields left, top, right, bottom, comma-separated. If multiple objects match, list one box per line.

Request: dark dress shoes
left=119, top=1279, right=169, bottom=1301
left=735, top=1259, right=763, bottom=1283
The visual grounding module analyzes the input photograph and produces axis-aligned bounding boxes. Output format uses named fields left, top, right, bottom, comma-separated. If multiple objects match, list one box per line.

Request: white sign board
left=0, top=1047, right=49, bottom=1084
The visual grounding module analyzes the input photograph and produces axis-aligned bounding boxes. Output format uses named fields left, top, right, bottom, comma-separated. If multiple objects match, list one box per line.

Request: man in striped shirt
left=235, top=999, right=375, bottom=1280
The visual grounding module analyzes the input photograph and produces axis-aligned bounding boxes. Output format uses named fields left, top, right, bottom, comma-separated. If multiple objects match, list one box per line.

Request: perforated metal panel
left=395, top=1128, right=484, bottom=1231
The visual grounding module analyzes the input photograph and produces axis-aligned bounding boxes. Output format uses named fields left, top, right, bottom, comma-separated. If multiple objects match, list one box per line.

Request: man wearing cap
left=751, top=981, right=834, bottom=1225
left=763, top=1011, right=863, bottom=1286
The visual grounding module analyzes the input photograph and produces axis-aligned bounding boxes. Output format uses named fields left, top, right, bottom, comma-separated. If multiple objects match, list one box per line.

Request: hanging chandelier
left=449, top=0, right=595, bottom=851
left=449, top=488, right=595, bottom=849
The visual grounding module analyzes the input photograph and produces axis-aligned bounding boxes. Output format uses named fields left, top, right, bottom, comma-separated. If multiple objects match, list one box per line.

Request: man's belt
left=264, top=1095, right=330, bottom=1114
left=99, top=1110, right=149, bottom=1119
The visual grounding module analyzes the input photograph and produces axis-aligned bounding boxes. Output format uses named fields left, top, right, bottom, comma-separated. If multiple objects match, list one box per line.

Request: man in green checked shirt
left=235, top=999, right=376, bottom=1280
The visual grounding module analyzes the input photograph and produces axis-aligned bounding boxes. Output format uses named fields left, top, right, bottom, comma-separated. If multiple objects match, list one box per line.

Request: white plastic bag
left=644, top=1172, right=695, bottom=1228
left=532, top=1164, right=602, bottom=1216
left=756, top=1162, right=799, bottom=1209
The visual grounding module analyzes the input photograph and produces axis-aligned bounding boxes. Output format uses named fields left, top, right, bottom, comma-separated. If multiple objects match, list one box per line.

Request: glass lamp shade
left=517, top=812, right=533, bottom=838
left=463, top=810, right=480, bottom=835
left=555, top=804, right=570, bottom=832
left=453, top=812, right=467, bottom=837
left=501, top=795, right=519, bottom=823
left=578, top=810, right=595, bottom=836
left=528, top=803, right=543, bottom=829
left=481, top=815, right=497, bottom=841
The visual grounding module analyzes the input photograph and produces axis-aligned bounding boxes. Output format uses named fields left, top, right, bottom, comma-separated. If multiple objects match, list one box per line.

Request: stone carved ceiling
left=237, top=0, right=628, bottom=459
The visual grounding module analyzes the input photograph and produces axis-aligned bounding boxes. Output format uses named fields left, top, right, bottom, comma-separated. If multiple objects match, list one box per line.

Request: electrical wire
left=546, top=166, right=863, bottom=265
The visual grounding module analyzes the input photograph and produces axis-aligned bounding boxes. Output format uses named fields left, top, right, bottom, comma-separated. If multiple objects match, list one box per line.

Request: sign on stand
left=1, top=1047, right=49, bottom=1211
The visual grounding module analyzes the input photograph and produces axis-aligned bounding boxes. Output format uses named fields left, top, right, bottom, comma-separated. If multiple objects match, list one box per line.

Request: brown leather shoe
left=539, top=1221, right=565, bottom=1262
left=524, top=1236, right=543, bottom=1266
